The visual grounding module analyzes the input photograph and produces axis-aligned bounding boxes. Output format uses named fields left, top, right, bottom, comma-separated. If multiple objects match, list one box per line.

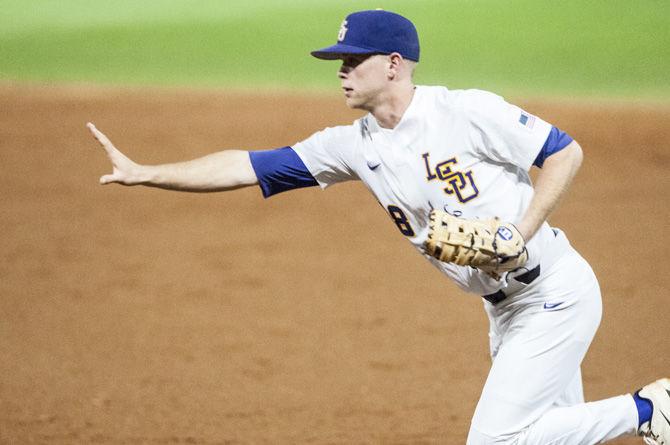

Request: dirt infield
left=1, top=83, right=668, bottom=444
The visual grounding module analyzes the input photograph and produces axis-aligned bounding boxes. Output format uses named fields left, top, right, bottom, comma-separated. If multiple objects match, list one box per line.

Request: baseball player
left=88, top=10, right=670, bottom=445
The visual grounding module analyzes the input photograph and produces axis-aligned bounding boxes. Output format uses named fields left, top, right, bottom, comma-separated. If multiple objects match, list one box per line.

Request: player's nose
left=338, top=63, right=351, bottom=78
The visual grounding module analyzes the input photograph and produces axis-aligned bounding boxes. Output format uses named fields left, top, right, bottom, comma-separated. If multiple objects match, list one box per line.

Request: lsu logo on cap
left=338, top=19, right=348, bottom=41
left=496, top=226, right=514, bottom=241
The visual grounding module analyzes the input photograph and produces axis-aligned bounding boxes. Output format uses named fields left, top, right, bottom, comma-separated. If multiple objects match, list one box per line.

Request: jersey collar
left=366, top=85, right=425, bottom=147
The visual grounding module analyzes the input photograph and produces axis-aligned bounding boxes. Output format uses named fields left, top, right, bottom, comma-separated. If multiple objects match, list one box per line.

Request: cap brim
left=310, top=43, right=382, bottom=60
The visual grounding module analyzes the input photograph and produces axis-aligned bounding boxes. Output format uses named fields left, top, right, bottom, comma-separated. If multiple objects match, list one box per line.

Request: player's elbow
left=541, top=139, right=583, bottom=173
left=566, top=140, right=583, bottom=168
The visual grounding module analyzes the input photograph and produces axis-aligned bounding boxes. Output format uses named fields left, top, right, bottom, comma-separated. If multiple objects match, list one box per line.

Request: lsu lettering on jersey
left=290, top=86, right=571, bottom=296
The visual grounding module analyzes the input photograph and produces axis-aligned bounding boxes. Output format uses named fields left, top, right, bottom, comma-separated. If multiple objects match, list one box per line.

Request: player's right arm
left=89, top=121, right=356, bottom=195
left=88, top=122, right=257, bottom=192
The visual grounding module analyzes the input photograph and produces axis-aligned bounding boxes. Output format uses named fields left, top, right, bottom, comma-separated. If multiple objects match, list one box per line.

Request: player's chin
left=343, top=96, right=363, bottom=110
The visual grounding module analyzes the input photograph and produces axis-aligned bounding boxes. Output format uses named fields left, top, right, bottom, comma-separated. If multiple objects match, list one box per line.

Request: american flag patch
left=519, top=111, right=536, bottom=129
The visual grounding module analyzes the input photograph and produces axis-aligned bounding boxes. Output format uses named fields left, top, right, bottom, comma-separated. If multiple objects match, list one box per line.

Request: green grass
left=1, top=0, right=669, bottom=98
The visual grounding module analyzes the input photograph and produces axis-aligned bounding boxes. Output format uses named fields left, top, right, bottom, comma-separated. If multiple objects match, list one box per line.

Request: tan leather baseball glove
left=424, top=210, right=528, bottom=278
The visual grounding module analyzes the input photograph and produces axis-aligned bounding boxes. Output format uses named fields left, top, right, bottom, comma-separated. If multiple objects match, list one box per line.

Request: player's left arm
left=516, top=139, right=583, bottom=241
left=464, top=91, right=583, bottom=242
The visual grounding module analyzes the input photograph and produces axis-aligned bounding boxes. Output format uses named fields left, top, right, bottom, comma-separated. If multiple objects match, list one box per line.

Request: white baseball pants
left=466, top=247, right=639, bottom=444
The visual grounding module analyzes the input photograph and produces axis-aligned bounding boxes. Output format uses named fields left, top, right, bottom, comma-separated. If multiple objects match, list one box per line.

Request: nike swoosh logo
left=543, top=302, right=564, bottom=310
left=367, top=162, right=381, bottom=171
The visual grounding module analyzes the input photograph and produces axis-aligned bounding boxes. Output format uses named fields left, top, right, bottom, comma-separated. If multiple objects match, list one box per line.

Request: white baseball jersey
left=292, top=86, right=571, bottom=296
left=250, top=85, right=642, bottom=443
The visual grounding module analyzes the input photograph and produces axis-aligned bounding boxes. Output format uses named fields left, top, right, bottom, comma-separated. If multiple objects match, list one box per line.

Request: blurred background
left=1, top=0, right=669, bottom=98
left=1, top=2, right=668, bottom=444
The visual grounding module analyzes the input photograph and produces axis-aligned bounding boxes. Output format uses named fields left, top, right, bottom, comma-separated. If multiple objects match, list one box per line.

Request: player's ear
left=387, top=53, right=403, bottom=79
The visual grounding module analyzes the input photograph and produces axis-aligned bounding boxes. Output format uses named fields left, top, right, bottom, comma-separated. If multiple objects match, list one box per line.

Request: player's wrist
left=513, top=219, right=537, bottom=243
left=507, top=222, right=527, bottom=244
left=132, top=164, right=155, bottom=185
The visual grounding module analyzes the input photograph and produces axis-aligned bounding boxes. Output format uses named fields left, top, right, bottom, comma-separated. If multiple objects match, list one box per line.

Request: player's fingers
left=87, top=122, right=117, bottom=152
left=100, top=174, right=115, bottom=184
left=99, top=174, right=123, bottom=185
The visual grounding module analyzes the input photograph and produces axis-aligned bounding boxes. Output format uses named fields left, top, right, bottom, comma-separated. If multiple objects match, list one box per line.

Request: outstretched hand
left=87, top=122, right=144, bottom=185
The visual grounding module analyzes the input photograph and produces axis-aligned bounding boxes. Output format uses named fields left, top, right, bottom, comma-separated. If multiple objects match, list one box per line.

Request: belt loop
left=482, top=290, right=507, bottom=305
left=481, top=264, right=541, bottom=305
left=514, top=265, right=541, bottom=285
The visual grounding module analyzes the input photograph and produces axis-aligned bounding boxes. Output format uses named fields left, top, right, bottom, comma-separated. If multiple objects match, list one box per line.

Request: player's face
left=337, top=54, right=390, bottom=110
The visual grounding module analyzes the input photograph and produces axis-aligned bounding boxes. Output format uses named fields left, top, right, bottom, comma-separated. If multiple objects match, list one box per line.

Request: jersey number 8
left=387, top=205, right=415, bottom=237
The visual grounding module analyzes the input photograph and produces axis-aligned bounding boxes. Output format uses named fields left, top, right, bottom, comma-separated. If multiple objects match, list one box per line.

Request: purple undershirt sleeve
left=533, top=126, right=574, bottom=168
left=248, top=146, right=318, bottom=198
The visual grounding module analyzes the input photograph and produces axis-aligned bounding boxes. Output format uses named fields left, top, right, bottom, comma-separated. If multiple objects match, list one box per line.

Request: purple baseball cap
left=311, top=10, right=420, bottom=62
